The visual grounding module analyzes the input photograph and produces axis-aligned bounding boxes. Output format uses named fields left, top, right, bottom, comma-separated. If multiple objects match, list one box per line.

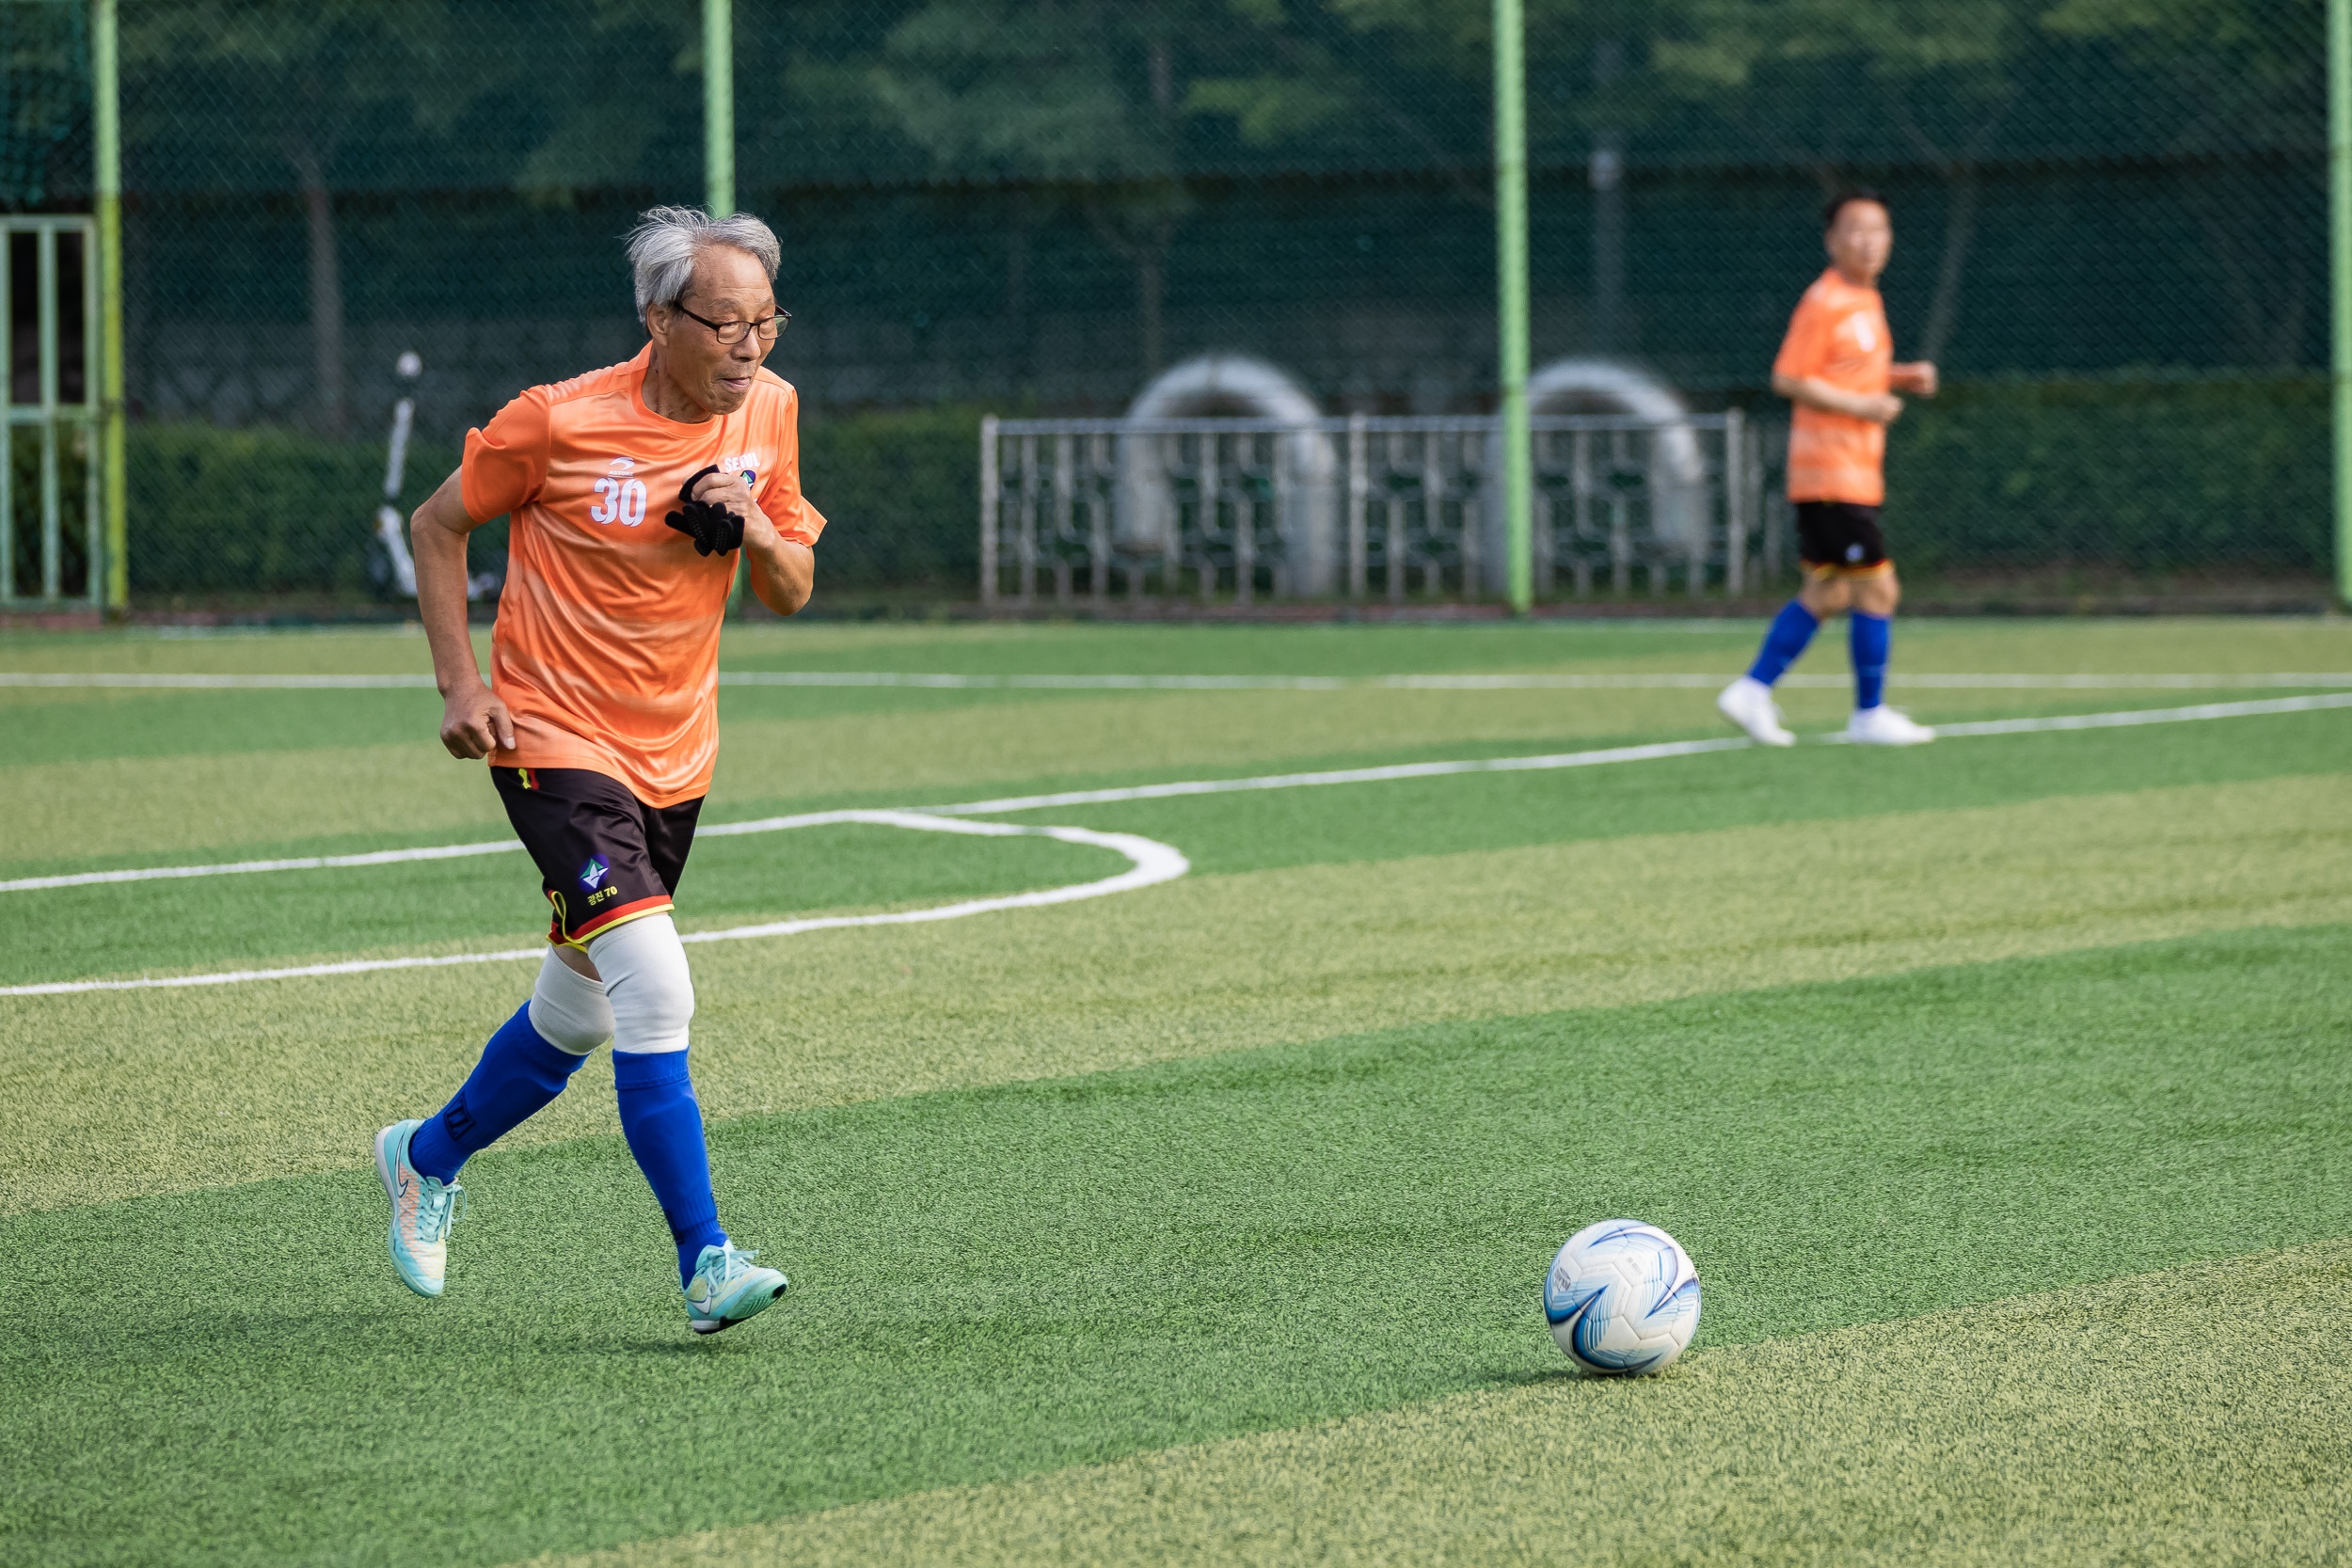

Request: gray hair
left=627, top=205, right=782, bottom=324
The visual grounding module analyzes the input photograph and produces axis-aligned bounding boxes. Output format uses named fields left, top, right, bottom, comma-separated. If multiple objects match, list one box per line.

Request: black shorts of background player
left=1794, top=500, right=1889, bottom=575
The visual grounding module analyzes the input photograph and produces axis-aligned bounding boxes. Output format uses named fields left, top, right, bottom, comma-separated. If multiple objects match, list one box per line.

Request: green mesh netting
left=2, top=0, right=89, bottom=211
left=4, top=0, right=2329, bottom=600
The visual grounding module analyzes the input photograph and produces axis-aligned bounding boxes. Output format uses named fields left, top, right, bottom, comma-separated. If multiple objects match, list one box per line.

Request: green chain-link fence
left=3, top=0, right=2330, bottom=610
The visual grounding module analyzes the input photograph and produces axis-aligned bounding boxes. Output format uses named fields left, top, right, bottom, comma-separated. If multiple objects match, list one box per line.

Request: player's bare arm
left=1772, top=371, right=1905, bottom=424
left=1890, top=361, right=1938, bottom=395
left=410, top=467, right=514, bottom=760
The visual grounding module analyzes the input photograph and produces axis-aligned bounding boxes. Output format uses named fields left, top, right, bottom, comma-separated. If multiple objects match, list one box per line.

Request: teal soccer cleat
left=374, top=1119, right=466, bottom=1298
left=684, top=1243, right=788, bottom=1335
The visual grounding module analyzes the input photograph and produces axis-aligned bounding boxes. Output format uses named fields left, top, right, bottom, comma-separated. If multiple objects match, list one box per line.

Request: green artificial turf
left=15, top=769, right=2344, bottom=1222
left=6, top=620, right=2351, bottom=1567
left=648, top=1243, right=2352, bottom=1568
left=5, top=925, right=2348, bottom=1567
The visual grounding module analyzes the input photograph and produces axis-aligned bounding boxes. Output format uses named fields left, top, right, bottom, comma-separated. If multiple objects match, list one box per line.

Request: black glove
left=665, top=465, right=745, bottom=557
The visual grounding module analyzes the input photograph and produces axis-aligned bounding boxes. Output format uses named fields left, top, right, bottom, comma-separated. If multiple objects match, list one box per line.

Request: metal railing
left=980, top=412, right=1781, bottom=608
left=3, top=215, right=103, bottom=608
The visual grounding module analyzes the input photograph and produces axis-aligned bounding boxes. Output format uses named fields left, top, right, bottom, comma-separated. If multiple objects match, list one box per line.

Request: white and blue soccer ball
left=1544, top=1219, right=1701, bottom=1375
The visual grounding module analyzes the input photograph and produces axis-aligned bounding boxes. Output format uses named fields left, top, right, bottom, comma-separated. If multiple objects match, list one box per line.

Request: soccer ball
left=1544, top=1219, right=1701, bottom=1375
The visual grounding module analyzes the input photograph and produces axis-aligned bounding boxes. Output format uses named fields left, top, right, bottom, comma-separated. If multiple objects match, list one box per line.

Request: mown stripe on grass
left=4, top=774, right=2347, bottom=1215
left=1067, top=706, right=2352, bottom=878
left=7, top=616, right=2343, bottom=679
left=520, top=1241, right=2352, bottom=1568
left=5, top=927, right=2346, bottom=1568
left=0, top=688, right=1732, bottom=862
left=19, top=668, right=2352, bottom=689
left=9, top=676, right=2321, bottom=867
left=9, top=698, right=2340, bottom=918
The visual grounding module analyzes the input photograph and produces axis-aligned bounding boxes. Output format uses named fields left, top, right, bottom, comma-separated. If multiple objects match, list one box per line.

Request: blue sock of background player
left=1851, top=611, right=1892, bottom=710
left=1746, top=599, right=1820, bottom=688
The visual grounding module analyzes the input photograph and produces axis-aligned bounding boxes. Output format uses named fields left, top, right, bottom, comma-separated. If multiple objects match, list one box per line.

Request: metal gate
left=981, top=412, right=1785, bottom=609
left=4, top=215, right=103, bottom=607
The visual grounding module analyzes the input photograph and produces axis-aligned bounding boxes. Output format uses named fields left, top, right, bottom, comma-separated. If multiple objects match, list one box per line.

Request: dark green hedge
left=121, top=378, right=2321, bottom=598
left=796, top=406, right=980, bottom=591
left=124, top=409, right=979, bottom=597
left=126, top=426, right=466, bottom=595
left=1886, top=374, right=2327, bottom=572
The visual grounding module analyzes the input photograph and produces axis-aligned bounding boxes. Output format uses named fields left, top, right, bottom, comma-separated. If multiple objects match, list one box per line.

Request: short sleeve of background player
left=1772, top=295, right=1830, bottom=383
left=755, top=395, right=826, bottom=546
left=461, top=390, right=552, bottom=524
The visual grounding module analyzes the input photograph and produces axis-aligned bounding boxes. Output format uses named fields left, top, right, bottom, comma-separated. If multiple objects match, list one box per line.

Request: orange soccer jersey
left=461, top=344, right=826, bottom=807
left=1774, top=268, right=1894, bottom=506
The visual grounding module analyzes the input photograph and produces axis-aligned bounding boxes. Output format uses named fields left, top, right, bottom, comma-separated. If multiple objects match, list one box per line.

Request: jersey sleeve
left=754, top=389, right=827, bottom=547
left=461, top=388, right=552, bottom=523
left=1772, top=294, right=1832, bottom=383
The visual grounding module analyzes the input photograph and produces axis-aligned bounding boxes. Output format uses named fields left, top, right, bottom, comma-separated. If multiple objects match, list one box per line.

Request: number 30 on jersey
left=590, top=477, right=648, bottom=527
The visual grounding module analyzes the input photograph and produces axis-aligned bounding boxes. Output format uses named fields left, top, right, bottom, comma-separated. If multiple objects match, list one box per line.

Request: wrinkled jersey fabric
left=462, top=343, right=826, bottom=807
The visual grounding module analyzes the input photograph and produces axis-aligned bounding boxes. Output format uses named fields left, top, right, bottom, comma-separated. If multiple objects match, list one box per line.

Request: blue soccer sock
left=1746, top=600, right=1820, bottom=688
left=1851, top=611, right=1892, bottom=710
left=408, top=1003, right=589, bottom=1183
left=612, top=1048, right=727, bottom=1288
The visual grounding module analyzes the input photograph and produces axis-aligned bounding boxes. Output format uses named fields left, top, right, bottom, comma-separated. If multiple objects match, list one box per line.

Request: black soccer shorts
left=1794, top=500, right=1891, bottom=573
left=493, top=766, right=705, bottom=947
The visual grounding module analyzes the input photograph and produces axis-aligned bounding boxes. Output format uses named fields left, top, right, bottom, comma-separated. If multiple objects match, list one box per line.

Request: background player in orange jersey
left=372, top=206, right=824, bottom=1334
left=1719, top=189, right=1939, bottom=748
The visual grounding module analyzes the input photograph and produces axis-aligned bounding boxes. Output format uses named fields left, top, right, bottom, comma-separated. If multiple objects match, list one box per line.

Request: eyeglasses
left=668, top=301, right=789, bottom=345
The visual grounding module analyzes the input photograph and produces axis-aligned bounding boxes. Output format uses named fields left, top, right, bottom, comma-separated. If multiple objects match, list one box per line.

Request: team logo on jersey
left=720, top=451, right=765, bottom=485
left=1847, top=314, right=1879, bottom=353
left=578, top=855, right=611, bottom=891
left=607, top=456, right=636, bottom=475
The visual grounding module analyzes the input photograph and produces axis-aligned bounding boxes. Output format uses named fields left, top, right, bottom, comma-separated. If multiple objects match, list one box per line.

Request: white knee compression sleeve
left=586, top=913, right=695, bottom=1056
left=528, top=948, right=614, bottom=1055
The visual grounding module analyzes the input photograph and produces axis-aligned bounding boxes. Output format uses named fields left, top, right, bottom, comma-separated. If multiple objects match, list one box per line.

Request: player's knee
left=529, top=948, right=615, bottom=1053
left=588, top=913, right=695, bottom=1055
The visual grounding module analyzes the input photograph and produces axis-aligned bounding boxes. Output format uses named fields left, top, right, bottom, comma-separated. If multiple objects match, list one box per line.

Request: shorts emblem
left=578, top=856, right=611, bottom=891
left=1846, top=544, right=1865, bottom=562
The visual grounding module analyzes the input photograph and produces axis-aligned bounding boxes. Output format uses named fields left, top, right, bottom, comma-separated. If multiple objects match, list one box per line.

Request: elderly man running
left=376, top=206, right=825, bottom=1335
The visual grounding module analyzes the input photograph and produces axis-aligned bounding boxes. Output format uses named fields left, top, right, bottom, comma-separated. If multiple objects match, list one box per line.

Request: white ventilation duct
left=1116, top=355, right=1340, bottom=595
left=1481, top=359, right=1708, bottom=594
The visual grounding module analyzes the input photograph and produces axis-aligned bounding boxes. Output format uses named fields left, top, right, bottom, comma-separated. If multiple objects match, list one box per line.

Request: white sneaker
left=1716, top=676, right=1795, bottom=747
left=684, top=1242, right=788, bottom=1335
left=1846, top=705, right=1936, bottom=745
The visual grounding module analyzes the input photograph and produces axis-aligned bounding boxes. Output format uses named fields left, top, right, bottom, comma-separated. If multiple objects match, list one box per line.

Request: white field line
left=0, top=812, right=1189, bottom=997
left=0, top=840, right=528, bottom=891
left=917, top=692, right=2352, bottom=816
left=911, top=738, right=1750, bottom=817
left=8, top=669, right=2352, bottom=691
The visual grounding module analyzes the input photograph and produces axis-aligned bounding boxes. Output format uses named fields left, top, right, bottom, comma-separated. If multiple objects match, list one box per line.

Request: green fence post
left=94, top=0, right=128, bottom=614
left=704, top=0, right=744, bottom=611
left=1493, top=0, right=1533, bottom=614
left=705, top=0, right=734, bottom=219
left=2332, top=0, right=2352, bottom=607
